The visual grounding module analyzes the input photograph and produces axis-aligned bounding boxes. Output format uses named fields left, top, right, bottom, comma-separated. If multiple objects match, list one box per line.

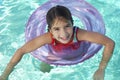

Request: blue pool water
left=0, top=0, right=120, bottom=80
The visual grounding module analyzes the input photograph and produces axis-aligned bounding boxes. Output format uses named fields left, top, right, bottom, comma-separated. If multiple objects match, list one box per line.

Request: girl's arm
left=77, top=29, right=115, bottom=80
left=0, top=33, right=52, bottom=80
left=77, top=29, right=115, bottom=70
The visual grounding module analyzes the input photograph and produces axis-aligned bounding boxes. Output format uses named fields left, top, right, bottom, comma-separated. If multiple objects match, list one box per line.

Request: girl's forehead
left=53, top=17, right=68, bottom=23
left=52, top=17, right=71, bottom=26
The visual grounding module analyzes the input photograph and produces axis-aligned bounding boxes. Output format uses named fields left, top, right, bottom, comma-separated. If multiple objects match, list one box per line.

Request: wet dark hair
left=46, top=5, right=73, bottom=30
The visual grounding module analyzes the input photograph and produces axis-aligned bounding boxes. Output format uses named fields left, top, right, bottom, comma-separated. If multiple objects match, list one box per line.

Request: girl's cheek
left=67, top=28, right=73, bottom=33
left=53, top=32, right=59, bottom=38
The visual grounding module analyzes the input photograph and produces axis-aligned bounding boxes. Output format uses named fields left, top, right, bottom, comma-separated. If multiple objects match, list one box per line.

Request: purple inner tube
left=25, top=0, right=105, bottom=65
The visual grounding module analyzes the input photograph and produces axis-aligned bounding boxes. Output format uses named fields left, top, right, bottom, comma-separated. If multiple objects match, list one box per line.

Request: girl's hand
left=0, top=76, right=7, bottom=80
left=93, top=69, right=105, bottom=80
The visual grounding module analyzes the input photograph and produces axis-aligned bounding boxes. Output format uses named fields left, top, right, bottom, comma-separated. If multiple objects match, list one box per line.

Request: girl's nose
left=60, top=29, right=68, bottom=37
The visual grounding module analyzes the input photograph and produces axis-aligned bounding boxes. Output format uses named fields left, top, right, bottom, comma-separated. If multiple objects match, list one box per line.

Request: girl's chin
left=59, top=39, right=70, bottom=44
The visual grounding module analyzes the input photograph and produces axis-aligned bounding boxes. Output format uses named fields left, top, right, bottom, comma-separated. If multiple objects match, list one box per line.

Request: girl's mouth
left=60, top=35, right=70, bottom=41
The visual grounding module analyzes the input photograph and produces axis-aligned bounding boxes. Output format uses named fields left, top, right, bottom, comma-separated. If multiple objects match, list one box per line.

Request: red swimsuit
left=48, top=27, right=84, bottom=59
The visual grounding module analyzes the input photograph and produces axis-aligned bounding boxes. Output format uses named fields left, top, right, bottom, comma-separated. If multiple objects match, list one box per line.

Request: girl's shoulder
left=77, top=28, right=110, bottom=44
left=77, top=28, right=97, bottom=41
left=36, top=32, right=53, bottom=44
left=76, top=28, right=87, bottom=40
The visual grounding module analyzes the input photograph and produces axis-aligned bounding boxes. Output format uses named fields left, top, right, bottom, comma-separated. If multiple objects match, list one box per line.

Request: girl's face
left=50, top=17, right=73, bottom=44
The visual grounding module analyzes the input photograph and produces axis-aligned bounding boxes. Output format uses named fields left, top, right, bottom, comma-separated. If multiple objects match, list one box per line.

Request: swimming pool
left=0, top=0, right=120, bottom=80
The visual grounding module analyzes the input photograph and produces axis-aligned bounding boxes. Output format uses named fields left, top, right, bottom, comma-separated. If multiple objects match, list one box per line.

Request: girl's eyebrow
left=52, top=26, right=59, bottom=29
left=66, top=23, right=70, bottom=26
left=52, top=23, right=70, bottom=29
left=65, top=23, right=71, bottom=27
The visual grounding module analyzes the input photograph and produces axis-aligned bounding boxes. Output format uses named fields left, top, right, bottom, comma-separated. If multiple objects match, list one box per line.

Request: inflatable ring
left=25, top=0, right=105, bottom=65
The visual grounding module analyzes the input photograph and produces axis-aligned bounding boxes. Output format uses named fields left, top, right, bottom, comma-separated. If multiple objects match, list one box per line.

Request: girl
left=0, top=5, right=115, bottom=80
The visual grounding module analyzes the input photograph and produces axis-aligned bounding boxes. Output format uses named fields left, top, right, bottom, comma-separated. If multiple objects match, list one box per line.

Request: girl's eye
left=66, top=24, right=71, bottom=28
left=66, top=26, right=69, bottom=27
left=54, top=28, right=59, bottom=31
